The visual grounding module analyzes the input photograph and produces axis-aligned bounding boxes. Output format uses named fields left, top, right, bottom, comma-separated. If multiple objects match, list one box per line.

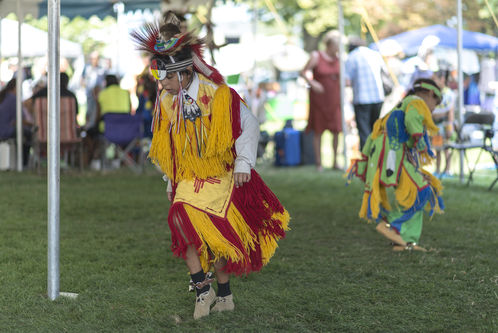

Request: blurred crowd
left=0, top=50, right=144, bottom=170
left=1, top=17, right=497, bottom=173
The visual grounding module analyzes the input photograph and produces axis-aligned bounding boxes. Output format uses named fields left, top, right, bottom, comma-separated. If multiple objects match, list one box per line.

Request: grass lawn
left=0, top=163, right=496, bottom=332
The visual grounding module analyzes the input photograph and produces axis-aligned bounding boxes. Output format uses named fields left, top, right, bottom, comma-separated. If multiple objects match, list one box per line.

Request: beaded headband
left=414, top=82, right=442, bottom=99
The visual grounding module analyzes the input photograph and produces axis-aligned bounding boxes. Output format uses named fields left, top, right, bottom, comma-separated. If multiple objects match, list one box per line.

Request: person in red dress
left=300, top=30, right=342, bottom=171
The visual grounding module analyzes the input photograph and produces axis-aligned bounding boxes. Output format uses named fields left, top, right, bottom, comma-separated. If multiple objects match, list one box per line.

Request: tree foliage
left=24, top=14, right=116, bottom=57
left=234, top=0, right=498, bottom=51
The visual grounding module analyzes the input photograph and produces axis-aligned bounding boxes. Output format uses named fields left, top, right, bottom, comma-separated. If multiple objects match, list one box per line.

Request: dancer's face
left=420, top=91, right=441, bottom=112
left=159, top=71, right=191, bottom=95
left=159, top=72, right=181, bottom=95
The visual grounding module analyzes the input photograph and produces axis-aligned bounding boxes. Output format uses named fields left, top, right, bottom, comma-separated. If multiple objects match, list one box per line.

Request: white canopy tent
left=1, top=18, right=82, bottom=58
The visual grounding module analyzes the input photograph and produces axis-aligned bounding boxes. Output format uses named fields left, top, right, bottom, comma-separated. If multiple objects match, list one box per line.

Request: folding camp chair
left=101, top=113, right=143, bottom=173
left=446, top=111, right=497, bottom=190
left=32, top=96, right=83, bottom=171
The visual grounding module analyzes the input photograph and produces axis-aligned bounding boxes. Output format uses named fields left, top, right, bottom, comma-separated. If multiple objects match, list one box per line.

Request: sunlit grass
left=0, top=163, right=496, bottom=332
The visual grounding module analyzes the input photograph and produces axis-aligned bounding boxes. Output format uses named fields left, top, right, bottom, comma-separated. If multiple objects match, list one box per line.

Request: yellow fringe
left=395, top=167, right=418, bottom=209
left=184, top=205, right=244, bottom=272
left=226, top=204, right=257, bottom=253
left=148, top=84, right=237, bottom=182
left=148, top=112, right=174, bottom=177
left=183, top=204, right=290, bottom=272
left=205, top=85, right=233, bottom=157
left=419, top=151, right=434, bottom=167
left=420, top=168, right=444, bottom=214
left=370, top=115, right=389, bottom=140
left=359, top=182, right=390, bottom=221
left=380, top=186, right=392, bottom=211
left=259, top=233, right=278, bottom=265
left=274, top=209, right=291, bottom=231
left=369, top=169, right=382, bottom=219
left=359, top=192, right=370, bottom=219
left=259, top=209, right=290, bottom=264
left=423, top=169, right=443, bottom=194
left=410, top=99, right=439, bottom=136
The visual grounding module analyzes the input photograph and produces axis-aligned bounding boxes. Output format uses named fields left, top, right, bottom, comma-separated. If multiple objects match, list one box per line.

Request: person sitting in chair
left=97, top=74, right=131, bottom=132
left=87, top=74, right=131, bottom=168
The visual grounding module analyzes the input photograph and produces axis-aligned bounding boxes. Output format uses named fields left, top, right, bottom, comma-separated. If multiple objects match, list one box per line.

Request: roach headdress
left=130, top=16, right=224, bottom=85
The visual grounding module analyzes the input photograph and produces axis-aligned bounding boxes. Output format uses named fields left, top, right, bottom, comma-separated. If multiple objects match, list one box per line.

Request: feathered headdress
left=130, top=12, right=224, bottom=85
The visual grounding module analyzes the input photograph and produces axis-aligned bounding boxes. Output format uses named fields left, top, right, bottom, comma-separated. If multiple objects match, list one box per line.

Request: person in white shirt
left=345, top=36, right=386, bottom=149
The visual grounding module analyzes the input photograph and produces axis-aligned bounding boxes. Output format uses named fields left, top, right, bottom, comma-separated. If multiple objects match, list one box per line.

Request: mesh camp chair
left=101, top=113, right=143, bottom=173
left=446, top=111, right=497, bottom=190
left=32, top=96, right=83, bottom=171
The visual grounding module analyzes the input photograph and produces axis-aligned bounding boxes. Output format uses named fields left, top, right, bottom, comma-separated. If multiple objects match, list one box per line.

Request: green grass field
left=0, top=163, right=496, bottom=332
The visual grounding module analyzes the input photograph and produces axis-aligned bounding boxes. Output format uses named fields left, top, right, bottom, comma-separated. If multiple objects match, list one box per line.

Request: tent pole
left=0, top=16, right=2, bottom=83
left=250, top=0, right=258, bottom=120
left=457, top=0, right=464, bottom=183
left=47, top=0, right=60, bottom=301
left=16, top=2, right=23, bottom=171
left=338, top=0, right=347, bottom=170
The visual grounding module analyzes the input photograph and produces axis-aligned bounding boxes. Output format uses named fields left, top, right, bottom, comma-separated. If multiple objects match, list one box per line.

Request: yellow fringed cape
left=148, top=75, right=235, bottom=182
left=149, top=74, right=290, bottom=275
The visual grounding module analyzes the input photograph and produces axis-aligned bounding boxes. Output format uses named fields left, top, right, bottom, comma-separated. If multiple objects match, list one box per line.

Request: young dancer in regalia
left=131, top=13, right=289, bottom=319
left=348, top=78, right=444, bottom=251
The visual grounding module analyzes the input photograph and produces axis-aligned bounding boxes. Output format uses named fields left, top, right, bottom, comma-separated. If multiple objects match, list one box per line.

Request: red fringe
left=208, top=213, right=252, bottom=275
left=232, top=170, right=286, bottom=227
left=230, top=88, right=242, bottom=140
left=167, top=203, right=203, bottom=260
left=166, top=170, right=288, bottom=276
left=191, top=44, right=225, bottom=85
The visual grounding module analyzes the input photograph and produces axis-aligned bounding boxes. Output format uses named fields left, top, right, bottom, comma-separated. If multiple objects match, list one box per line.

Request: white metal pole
left=16, top=2, right=23, bottom=171
left=114, top=2, right=125, bottom=75
left=338, top=0, right=347, bottom=169
left=47, top=0, right=60, bottom=301
left=0, top=17, right=3, bottom=84
left=250, top=0, right=258, bottom=118
left=457, top=0, right=464, bottom=183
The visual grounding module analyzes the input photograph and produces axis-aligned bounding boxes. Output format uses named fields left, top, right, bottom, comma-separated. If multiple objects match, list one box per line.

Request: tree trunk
left=302, top=24, right=324, bottom=53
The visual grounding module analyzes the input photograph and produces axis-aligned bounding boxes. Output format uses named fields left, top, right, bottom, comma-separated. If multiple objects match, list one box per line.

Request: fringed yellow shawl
left=148, top=74, right=236, bottom=182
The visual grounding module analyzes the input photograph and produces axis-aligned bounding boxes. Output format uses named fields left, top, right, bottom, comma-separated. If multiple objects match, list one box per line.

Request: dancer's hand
left=167, top=191, right=173, bottom=202
left=234, top=172, right=251, bottom=188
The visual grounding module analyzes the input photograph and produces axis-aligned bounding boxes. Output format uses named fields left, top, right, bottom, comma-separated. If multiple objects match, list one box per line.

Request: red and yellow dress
left=149, top=74, right=290, bottom=275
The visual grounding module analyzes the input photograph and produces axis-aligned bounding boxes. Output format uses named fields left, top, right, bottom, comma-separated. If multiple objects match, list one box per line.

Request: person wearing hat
left=347, top=78, right=445, bottom=251
left=131, top=13, right=290, bottom=320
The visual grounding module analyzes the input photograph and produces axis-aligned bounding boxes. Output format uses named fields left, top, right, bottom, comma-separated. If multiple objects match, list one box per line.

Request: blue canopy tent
left=371, top=24, right=498, bottom=55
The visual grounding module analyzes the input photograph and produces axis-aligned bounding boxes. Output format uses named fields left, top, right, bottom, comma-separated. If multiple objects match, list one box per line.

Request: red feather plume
left=130, top=22, right=161, bottom=55
left=191, top=43, right=225, bottom=85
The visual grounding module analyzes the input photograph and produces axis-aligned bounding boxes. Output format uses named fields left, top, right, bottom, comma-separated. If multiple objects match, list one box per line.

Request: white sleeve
left=234, top=102, right=259, bottom=174
left=162, top=175, right=172, bottom=192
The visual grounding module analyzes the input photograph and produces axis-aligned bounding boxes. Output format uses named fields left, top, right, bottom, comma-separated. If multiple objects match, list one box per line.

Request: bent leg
left=213, top=258, right=229, bottom=284
left=399, top=210, right=423, bottom=244
left=212, top=257, right=234, bottom=312
left=187, top=245, right=216, bottom=319
left=185, top=245, right=203, bottom=274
